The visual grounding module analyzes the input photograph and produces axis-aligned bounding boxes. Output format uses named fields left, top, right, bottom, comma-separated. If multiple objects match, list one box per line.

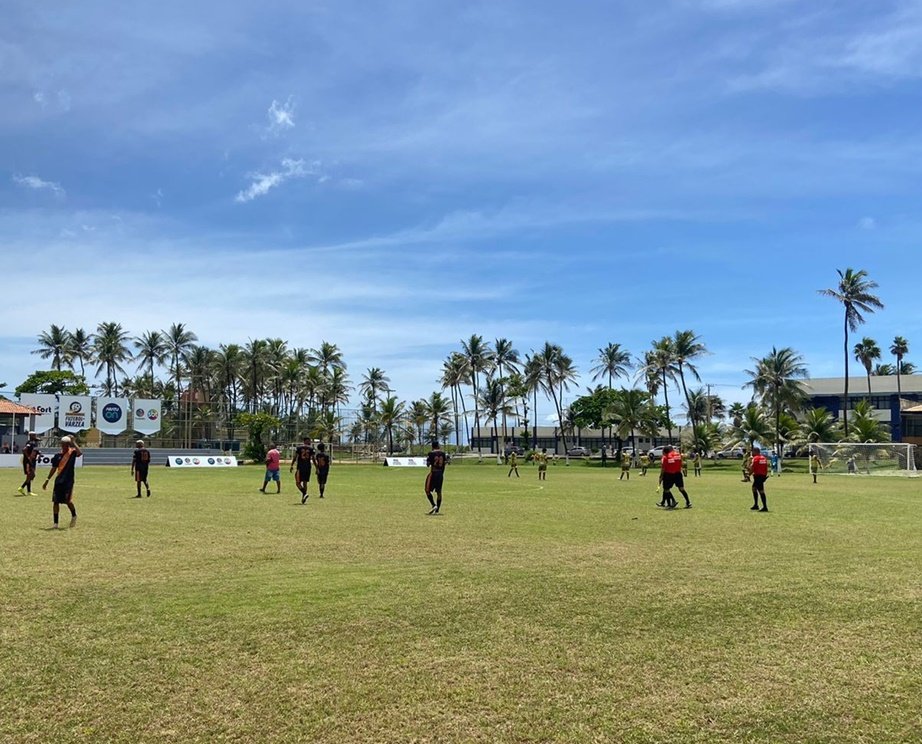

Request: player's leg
left=135, top=470, right=142, bottom=498
left=274, top=470, right=281, bottom=493
left=751, top=481, right=760, bottom=510
left=758, top=479, right=768, bottom=511
left=318, top=474, right=327, bottom=498
left=67, top=490, right=77, bottom=527
left=425, top=473, right=436, bottom=513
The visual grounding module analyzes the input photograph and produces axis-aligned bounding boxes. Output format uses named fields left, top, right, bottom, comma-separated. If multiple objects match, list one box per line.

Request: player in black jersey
left=43, top=436, right=82, bottom=528
left=314, top=443, right=331, bottom=498
left=290, top=437, right=315, bottom=504
left=425, top=441, right=448, bottom=515
left=131, top=440, right=152, bottom=497
left=19, top=431, right=41, bottom=496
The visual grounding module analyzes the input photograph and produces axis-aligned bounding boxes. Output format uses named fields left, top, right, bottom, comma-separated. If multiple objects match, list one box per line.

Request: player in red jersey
left=658, top=445, right=692, bottom=509
left=750, top=446, right=769, bottom=512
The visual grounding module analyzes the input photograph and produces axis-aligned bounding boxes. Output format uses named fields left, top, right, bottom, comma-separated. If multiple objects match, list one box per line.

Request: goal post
left=806, top=442, right=917, bottom=476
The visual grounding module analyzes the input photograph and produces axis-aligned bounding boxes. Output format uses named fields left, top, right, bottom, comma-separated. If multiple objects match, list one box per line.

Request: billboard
left=18, top=393, right=56, bottom=433
left=132, top=399, right=162, bottom=435
left=167, top=456, right=238, bottom=468
left=58, top=396, right=92, bottom=433
left=96, top=397, right=129, bottom=435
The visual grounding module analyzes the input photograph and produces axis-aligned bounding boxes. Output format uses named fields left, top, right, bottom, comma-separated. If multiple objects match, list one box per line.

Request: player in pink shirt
left=260, top=443, right=282, bottom=493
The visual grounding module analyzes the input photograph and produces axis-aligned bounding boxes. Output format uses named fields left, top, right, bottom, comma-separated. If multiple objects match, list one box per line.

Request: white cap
left=136, top=440, right=145, bottom=446
left=60, top=436, right=72, bottom=444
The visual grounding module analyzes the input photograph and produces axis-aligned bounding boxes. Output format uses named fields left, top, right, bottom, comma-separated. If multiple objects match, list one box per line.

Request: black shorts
left=296, top=467, right=312, bottom=483
left=134, top=466, right=149, bottom=482
left=426, top=471, right=444, bottom=494
left=662, top=471, right=684, bottom=490
left=753, top=474, right=768, bottom=488
left=52, top=480, right=73, bottom=504
left=316, top=468, right=329, bottom=485
left=23, top=463, right=34, bottom=477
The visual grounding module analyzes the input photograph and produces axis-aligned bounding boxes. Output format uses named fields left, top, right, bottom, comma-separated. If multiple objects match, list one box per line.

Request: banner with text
left=19, top=393, right=56, bottom=433
left=0, top=453, right=83, bottom=468
left=167, top=455, right=238, bottom=468
left=58, top=396, right=92, bottom=433
left=132, top=399, right=162, bottom=435
left=384, top=457, right=429, bottom=467
left=96, top=397, right=129, bottom=435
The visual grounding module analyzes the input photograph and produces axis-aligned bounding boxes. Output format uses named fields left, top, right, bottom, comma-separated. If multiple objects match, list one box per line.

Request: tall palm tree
left=164, top=323, right=198, bottom=397
left=890, top=336, right=910, bottom=401
left=133, top=330, right=168, bottom=392
left=609, top=388, right=655, bottom=455
left=212, top=343, right=245, bottom=438
left=460, top=335, right=494, bottom=454
left=797, top=407, right=842, bottom=446
left=745, top=347, right=808, bottom=457
left=440, top=353, right=469, bottom=450
left=424, top=392, right=453, bottom=445
left=537, top=342, right=577, bottom=451
left=309, top=341, right=346, bottom=413
left=728, top=404, right=773, bottom=449
left=591, top=342, right=632, bottom=389
left=378, top=396, right=405, bottom=454
left=643, top=338, right=677, bottom=442
left=853, top=337, right=881, bottom=399
left=672, top=330, right=707, bottom=435
left=66, top=327, right=94, bottom=378
left=33, top=324, right=71, bottom=371
left=242, top=338, right=271, bottom=413
left=93, top=322, right=132, bottom=396
left=493, top=338, right=520, bottom=447
left=478, top=378, right=513, bottom=454
left=523, top=353, right=543, bottom=449
left=819, top=268, right=884, bottom=436
left=873, top=363, right=896, bottom=376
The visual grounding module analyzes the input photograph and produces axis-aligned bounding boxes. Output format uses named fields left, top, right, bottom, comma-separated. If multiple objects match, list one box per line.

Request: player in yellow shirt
left=534, top=448, right=548, bottom=481
left=507, top=450, right=520, bottom=478
left=619, top=450, right=631, bottom=480
left=639, top=453, right=650, bottom=476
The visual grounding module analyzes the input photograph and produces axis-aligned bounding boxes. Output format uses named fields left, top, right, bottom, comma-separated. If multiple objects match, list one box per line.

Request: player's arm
left=290, top=449, right=298, bottom=471
left=71, top=442, right=82, bottom=458
left=43, top=462, right=55, bottom=490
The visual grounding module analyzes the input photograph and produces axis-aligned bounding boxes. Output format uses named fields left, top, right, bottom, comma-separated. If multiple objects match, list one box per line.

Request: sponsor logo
left=69, top=401, right=83, bottom=413
left=224, top=458, right=232, bottom=464
left=35, top=405, right=53, bottom=415
left=102, top=403, right=123, bottom=423
left=147, top=409, right=159, bottom=421
left=135, top=408, right=145, bottom=418
left=175, top=458, right=183, bottom=465
left=193, top=458, right=201, bottom=465
left=207, top=458, right=215, bottom=465
left=184, top=458, right=191, bottom=464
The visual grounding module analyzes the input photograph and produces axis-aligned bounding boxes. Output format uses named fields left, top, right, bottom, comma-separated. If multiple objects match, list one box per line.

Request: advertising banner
left=167, top=455, right=238, bottom=468
left=58, top=396, right=92, bottom=433
left=384, top=457, right=429, bottom=467
left=96, top=397, right=129, bottom=435
left=18, top=393, right=56, bottom=433
left=132, top=399, right=162, bottom=435
left=0, top=453, right=83, bottom=468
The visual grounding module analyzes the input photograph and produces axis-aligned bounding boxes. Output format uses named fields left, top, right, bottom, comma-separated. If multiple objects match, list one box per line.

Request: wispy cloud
left=858, top=216, right=876, bottom=230
left=265, top=96, right=295, bottom=136
left=12, top=174, right=65, bottom=198
left=234, top=158, right=318, bottom=203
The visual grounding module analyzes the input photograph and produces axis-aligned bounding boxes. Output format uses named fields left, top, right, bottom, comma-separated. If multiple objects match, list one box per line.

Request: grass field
left=2, top=460, right=921, bottom=743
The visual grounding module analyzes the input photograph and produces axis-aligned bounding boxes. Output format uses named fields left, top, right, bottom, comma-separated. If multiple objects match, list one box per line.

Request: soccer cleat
left=759, top=507, right=769, bottom=512
left=147, top=490, right=151, bottom=497
left=52, top=523, right=59, bottom=529
left=28, top=492, right=38, bottom=497
left=69, top=516, right=77, bottom=528
left=750, top=505, right=759, bottom=510
left=301, top=493, right=308, bottom=505
left=684, top=503, right=692, bottom=509
left=427, top=506, right=437, bottom=515
left=135, top=494, right=142, bottom=498
left=17, top=486, right=26, bottom=496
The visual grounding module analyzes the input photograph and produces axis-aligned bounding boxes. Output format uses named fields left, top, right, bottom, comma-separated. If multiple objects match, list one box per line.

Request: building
left=469, top=424, right=670, bottom=455
left=801, top=375, right=922, bottom=443
left=0, top=398, right=40, bottom=451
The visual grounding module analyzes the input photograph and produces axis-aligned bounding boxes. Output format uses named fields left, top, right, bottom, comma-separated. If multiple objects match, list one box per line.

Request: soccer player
left=507, top=450, right=520, bottom=478
left=42, top=436, right=82, bottom=528
left=619, top=450, right=631, bottom=480
left=693, top=451, right=702, bottom=477
left=600, top=447, right=608, bottom=468
left=639, top=452, right=649, bottom=476
left=261, top=443, right=281, bottom=494
left=290, top=436, right=314, bottom=503
left=19, top=431, right=40, bottom=496
left=750, top=446, right=769, bottom=512
left=425, top=440, right=448, bottom=515
left=769, top=450, right=780, bottom=476
left=314, top=443, right=331, bottom=498
left=741, top=450, right=752, bottom=482
left=658, top=445, right=692, bottom=509
left=810, top=451, right=821, bottom=484
left=131, top=439, right=152, bottom=498
left=535, top=448, right=548, bottom=480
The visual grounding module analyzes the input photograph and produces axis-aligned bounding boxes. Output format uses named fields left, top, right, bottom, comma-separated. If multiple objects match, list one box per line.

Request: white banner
left=167, top=455, right=238, bottom=468
left=384, top=457, right=429, bottom=467
left=19, top=393, right=56, bottom=433
left=132, top=399, right=162, bottom=435
left=0, top=453, right=83, bottom=469
left=96, top=397, right=129, bottom=435
left=58, top=396, right=92, bottom=432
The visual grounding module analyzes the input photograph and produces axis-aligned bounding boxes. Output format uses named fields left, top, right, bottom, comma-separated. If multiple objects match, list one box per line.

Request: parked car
left=504, top=445, right=525, bottom=457
left=567, top=446, right=591, bottom=457
left=716, top=447, right=745, bottom=459
left=648, top=446, right=668, bottom=458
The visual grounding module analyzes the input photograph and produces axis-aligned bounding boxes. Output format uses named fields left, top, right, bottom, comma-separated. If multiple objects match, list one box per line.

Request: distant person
left=290, top=436, right=315, bottom=503
left=750, top=447, right=769, bottom=512
left=535, top=448, right=548, bottom=481
left=425, top=441, right=448, bottom=515
left=693, top=451, right=702, bottom=477
left=847, top=455, right=857, bottom=475
left=19, top=431, right=41, bottom=496
left=658, top=445, right=692, bottom=509
left=261, top=443, right=281, bottom=494
left=131, top=439, right=152, bottom=498
left=810, top=452, right=822, bottom=484
left=314, top=443, right=331, bottom=499
left=681, top=449, right=689, bottom=477
left=600, top=447, right=608, bottom=468
left=507, top=450, right=520, bottom=478
left=639, top=452, right=650, bottom=476
left=769, top=450, right=780, bottom=476
left=43, top=436, right=82, bottom=528
left=619, top=450, right=631, bottom=480
left=741, top=450, right=752, bottom=482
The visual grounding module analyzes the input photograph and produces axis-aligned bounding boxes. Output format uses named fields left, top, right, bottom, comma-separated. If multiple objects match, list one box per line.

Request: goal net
left=807, top=442, right=917, bottom=476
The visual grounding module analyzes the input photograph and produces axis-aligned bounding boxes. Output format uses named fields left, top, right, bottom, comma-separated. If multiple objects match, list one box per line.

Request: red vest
left=751, top=454, right=769, bottom=476
left=662, top=452, right=683, bottom=474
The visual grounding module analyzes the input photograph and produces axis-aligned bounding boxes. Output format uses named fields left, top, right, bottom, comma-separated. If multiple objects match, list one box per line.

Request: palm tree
left=591, top=342, right=632, bottom=389
left=873, top=363, right=896, bottom=376
left=460, top=335, right=494, bottom=454
left=309, top=341, right=346, bottom=413
left=408, top=399, right=429, bottom=446
left=212, top=343, right=245, bottom=438
left=493, top=338, right=520, bottom=447
left=853, top=337, right=881, bottom=399
left=728, top=402, right=745, bottom=429
left=67, top=327, right=94, bottom=378
left=819, top=268, right=884, bottom=436
left=424, top=392, right=453, bottom=445
left=359, top=368, right=390, bottom=411
left=478, top=378, right=513, bottom=453
left=609, top=388, right=655, bottom=455
left=133, top=330, right=168, bottom=392
left=727, top=404, right=773, bottom=449
left=440, top=354, right=469, bottom=450
left=890, top=336, right=910, bottom=401
left=643, top=338, right=677, bottom=442
left=93, top=322, right=132, bottom=396
left=672, top=330, right=707, bottom=435
left=537, top=342, right=577, bottom=451
left=797, top=407, right=842, bottom=446
left=745, top=347, right=808, bottom=458
left=164, top=323, right=198, bottom=397
left=242, top=338, right=271, bottom=413
left=378, top=396, right=405, bottom=454
left=523, top=353, right=543, bottom=449
left=33, top=324, right=72, bottom=371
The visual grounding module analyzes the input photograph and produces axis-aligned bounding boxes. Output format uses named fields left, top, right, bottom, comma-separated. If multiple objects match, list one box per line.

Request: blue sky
left=3, top=0, right=922, bottom=413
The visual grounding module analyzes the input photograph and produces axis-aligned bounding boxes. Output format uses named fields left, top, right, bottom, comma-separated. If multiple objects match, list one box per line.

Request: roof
left=801, top=375, right=922, bottom=396
left=0, top=398, right=38, bottom=415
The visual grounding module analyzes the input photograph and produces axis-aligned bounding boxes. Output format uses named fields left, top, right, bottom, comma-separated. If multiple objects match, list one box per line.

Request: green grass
left=2, top=461, right=921, bottom=743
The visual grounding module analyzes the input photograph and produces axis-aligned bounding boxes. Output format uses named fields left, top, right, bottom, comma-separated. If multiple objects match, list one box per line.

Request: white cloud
left=234, top=158, right=319, bottom=203
left=265, top=96, right=295, bottom=136
left=33, top=91, right=46, bottom=107
left=858, top=216, right=876, bottom=230
left=12, top=174, right=65, bottom=198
